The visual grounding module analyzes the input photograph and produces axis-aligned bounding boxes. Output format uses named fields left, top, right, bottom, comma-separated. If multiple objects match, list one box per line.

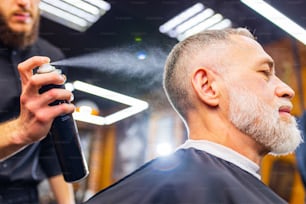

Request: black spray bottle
left=37, top=63, right=89, bottom=182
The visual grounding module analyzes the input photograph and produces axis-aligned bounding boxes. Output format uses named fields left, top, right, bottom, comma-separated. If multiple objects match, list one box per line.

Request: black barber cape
left=85, top=148, right=286, bottom=204
left=296, top=111, right=306, bottom=186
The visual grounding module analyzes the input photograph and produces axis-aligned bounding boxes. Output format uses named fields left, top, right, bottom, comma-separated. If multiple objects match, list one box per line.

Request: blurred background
left=37, top=0, right=306, bottom=203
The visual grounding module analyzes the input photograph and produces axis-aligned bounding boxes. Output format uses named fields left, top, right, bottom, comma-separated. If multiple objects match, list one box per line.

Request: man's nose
left=16, top=0, right=31, bottom=8
left=274, top=77, right=295, bottom=99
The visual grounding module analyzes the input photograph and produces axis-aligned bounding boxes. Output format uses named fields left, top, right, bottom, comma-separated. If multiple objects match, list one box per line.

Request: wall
left=262, top=37, right=306, bottom=203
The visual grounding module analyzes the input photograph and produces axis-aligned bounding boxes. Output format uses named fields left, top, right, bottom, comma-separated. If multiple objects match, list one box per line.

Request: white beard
left=227, top=86, right=302, bottom=155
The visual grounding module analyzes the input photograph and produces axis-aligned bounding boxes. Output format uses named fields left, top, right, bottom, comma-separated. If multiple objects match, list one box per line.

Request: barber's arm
left=0, top=56, right=75, bottom=160
left=49, top=175, right=76, bottom=204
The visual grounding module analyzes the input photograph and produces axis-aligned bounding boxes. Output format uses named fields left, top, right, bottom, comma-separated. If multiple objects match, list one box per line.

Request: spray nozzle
left=37, top=63, right=61, bottom=74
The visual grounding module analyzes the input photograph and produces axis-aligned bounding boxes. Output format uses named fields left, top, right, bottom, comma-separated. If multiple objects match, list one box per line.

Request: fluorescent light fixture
left=71, top=81, right=149, bottom=125
left=62, top=0, right=100, bottom=15
left=173, top=8, right=214, bottom=36
left=76, top=100, right=100, bottom=115
left=241, top=0, right=306, bottom=45
left=159, top=2, right=232, bottom=41
left=177, top=13, right=224, bottom=41
left=159, top=3, right=205, bottom=34
left=84, top=0, right=111, bottom=10
left=43, top=0, right=98, bottom=23
left=208, top=19, right=232, bottom=30
left=79, top=106, right=94, bottom=115
left=39, top=0, right=110, bottom=32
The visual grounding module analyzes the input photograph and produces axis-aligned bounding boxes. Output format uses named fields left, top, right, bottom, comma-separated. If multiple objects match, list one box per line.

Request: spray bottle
left=37, top=63, right=89, bottom=182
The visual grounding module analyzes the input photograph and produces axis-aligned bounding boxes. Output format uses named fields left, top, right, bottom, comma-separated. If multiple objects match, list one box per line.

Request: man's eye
left=260, top=70, right=271, bottom=76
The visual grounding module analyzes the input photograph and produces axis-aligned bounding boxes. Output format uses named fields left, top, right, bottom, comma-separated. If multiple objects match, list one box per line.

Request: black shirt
left=0, top=38, right=64, bottom=187
left=85, top=148, right=287, bottom=204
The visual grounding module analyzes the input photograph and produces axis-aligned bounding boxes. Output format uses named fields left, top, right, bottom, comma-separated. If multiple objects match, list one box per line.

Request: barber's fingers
left=21, top=73, right=66, bottom=98
left=38, top=88, right=73, bottom=107
left=24, top=102, right=75, bottom=124
left=20, top=89, right=75, bottom=122
left=21, top=88, right=74, bottom=111
left=31, top=71, right=66, bottom=87
left=18, top=56, right=50, bottom=86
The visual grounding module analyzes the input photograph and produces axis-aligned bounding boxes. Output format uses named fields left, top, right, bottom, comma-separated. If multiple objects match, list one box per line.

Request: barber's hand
left=15, top=56, right=75, bottom=145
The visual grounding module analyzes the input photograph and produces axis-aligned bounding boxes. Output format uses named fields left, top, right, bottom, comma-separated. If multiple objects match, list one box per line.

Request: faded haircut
left=163, top=28, right=255, bottom=123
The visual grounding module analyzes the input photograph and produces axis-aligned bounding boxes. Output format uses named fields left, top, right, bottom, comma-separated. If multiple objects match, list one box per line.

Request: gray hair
left=163, top=28, right=255, bottom=122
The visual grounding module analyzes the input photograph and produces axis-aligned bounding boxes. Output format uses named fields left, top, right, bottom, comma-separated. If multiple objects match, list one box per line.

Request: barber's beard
left=0, top=15, right=39, bottom=50
left=227, top=86, right=302, bottom=155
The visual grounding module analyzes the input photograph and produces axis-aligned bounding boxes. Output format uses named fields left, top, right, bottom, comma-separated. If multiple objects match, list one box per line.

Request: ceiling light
left=208, top=19, right=232, bottom=30
left=62, top=0, right=100, bottom=15
left=84, top=0, right=111, bottom=10
left=177, top=13, right=224, bottom=41
left=241, top=0, right=306, bottom=45
left=159, top=3, right=232, bottom=41
left=159, top=3, right=205, bottom=34
left=39, top=0, right=110, bottom=32
left=136, top=51, right=147, bottom=60
left=173, top=8, right=214, bottom=36
left=76, top=100, right=100, bottom=115
left=71, top=81, right=149, bottom=125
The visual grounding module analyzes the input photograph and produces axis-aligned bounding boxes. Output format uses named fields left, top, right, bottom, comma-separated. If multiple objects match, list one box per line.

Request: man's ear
left=191, top=67, right=219, bottom=107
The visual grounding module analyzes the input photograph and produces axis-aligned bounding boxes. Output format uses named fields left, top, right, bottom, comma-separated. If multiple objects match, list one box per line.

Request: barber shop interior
left=2, top=0, right=306, bottom=203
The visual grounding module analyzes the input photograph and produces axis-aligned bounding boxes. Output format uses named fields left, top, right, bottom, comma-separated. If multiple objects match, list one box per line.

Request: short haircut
left=163, top=28, right=255, bottom=122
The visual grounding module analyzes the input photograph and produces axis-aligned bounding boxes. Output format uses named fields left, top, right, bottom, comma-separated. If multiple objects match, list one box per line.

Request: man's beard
left=227, top=85, right=302, bottom=155
left=0, top=14, right=39, bottom=50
